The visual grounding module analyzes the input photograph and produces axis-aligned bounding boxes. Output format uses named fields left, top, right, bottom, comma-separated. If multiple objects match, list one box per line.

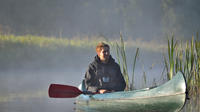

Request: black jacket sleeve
left=84, top=64, right=98, bottom=92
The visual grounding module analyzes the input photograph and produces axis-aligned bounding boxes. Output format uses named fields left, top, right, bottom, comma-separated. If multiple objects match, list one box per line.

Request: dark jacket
left=84, top=55, right=126, bottom=92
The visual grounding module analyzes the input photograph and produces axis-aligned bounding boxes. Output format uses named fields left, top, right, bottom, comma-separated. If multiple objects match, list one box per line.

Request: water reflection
left=181, top=95, right=200, bottom=112
left=75, top=94, right=200, bottom=112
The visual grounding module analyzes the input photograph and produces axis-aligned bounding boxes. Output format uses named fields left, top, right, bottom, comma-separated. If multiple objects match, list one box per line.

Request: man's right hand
left=98, top=89, right=107, bottom=94
left=98, top=89, right=114, bottom=94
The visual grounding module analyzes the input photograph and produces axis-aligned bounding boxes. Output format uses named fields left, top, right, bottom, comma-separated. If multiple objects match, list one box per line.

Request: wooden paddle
left=48, top=84, right=96, bottom=98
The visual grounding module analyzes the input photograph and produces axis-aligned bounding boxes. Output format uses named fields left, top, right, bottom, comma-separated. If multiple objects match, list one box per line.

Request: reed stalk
left=115, top=34, right=129, bottom=90
left=165, top=33, right=200, bottom=95
left=115, top=34, right=139, bottom=90
left=165, top=35, right=177, bottom=80
left=194, top=33, right=200, bottom=94
left=130, top=48, right=139, bottom=90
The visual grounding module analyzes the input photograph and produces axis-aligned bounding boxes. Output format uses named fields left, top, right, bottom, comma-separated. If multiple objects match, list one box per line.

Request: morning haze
left=0, top=0, right=199, bottom=40
left=0, top=0, right=200, bottom=112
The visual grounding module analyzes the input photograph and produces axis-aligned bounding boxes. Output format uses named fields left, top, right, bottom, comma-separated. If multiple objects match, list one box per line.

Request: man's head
left=96, top=42, right=110, bottom=63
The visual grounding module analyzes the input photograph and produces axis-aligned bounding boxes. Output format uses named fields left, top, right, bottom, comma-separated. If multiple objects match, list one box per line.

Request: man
left=84, top=42, right=126, bottom=94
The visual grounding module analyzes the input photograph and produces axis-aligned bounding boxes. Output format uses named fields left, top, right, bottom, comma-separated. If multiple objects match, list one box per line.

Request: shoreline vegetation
left=0, top=34, right=199, bottom=96
left=0, top=34, right=168, bottom=51
left=0, top=34, right=98, bottom=71
left=0, top=34, right=166, bottom=71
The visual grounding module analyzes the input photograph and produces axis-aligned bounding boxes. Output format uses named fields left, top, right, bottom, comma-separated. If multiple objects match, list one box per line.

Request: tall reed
left=130, top=48, right=139, bottom=90
left=164, top=35, right=177, bottom=80
left=115, top=34, right=139, bottom=90
left=115, top=34, right=129, bottom=90
left=164, top=33, right=200, bottom=95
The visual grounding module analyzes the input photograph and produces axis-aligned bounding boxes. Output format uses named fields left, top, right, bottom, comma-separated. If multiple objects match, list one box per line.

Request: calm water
left=0, top=69, right=83, bottom=112
left=182, top=95, right=200, bottom=112
left=0, top=68, right=199, bottom=112
left=0, top=50, right=199, bottom=112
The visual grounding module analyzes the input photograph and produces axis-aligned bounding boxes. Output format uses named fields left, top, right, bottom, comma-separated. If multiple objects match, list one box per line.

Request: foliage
left=164, top=34, right=177, bottom=80
left=114, top=34, right=139, bottom=90
left=164, top=33, right=200, bottom=96
left=0, top=34, right=98, bottom=71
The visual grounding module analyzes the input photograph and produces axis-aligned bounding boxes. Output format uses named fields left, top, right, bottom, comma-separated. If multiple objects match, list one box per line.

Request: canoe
left=75, top=72, right=187, bottom=112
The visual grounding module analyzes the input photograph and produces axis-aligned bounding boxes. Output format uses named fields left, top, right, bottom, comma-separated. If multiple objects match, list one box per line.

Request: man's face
left=98, top=47, right=110, bottom=63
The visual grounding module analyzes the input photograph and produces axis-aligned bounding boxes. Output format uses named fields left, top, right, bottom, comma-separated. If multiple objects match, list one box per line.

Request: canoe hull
left=76, top=94, right=185, bottom=112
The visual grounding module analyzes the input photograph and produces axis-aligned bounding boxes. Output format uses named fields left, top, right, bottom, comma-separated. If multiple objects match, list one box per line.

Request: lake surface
left=0, top=68, right=199, bottom=112
left=0, top=48, right=199, bottom=112
left=0, top=69, right=83, bottom=112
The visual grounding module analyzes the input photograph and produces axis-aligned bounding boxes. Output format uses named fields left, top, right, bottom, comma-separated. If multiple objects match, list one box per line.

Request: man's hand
left=98, top=89, right=114, bottom=94
left=98, top=89, right=107, bottom=94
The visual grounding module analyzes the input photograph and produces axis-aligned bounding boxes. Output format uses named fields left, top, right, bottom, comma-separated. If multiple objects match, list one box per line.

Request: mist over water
left=1, top=0, right=200, bottom=112
left=0, top=47, right=166, bottom=112
left=0, top=44, right=198, bottom=112
left=0, top=69, right=83, bottom=112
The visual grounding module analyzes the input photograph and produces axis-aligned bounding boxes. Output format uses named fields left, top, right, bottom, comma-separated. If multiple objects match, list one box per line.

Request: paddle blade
left=48, top=84, right=83, bottom=98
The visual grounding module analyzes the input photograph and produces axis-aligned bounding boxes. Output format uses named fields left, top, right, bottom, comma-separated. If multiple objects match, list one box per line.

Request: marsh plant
left=164, top=35, right=177, bottom=80
left=114, top=34, right=139, bottom=90
left=164, top=33, right=200, bottom=96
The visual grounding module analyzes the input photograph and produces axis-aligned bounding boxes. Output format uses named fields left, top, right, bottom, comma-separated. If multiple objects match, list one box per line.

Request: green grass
left=0, top=34, right=99, bottom=48
left=164, top=33, right=200, bottom=96
left=114, top=34, right=130, bottom=90
left=114, top=34, right=140, bottom=90
left=0, top=33, right=163, bottom=75
left=0, top=34, right=101, bottom=70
